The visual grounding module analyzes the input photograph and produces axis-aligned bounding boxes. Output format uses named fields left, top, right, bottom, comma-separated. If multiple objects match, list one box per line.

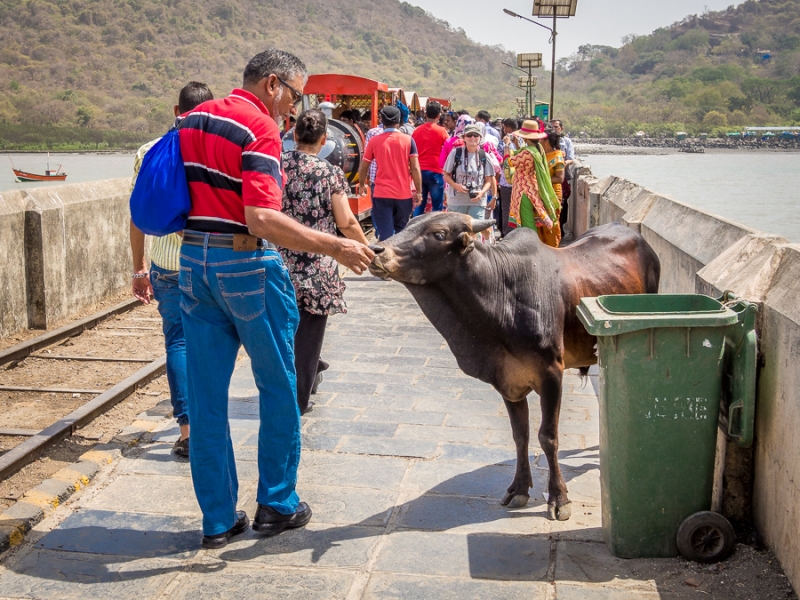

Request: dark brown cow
left=369, top=213, right=660, bottom=520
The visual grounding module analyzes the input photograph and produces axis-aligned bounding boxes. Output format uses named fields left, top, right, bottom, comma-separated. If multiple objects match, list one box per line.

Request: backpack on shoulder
left=129, top=125, right=191, bottom=236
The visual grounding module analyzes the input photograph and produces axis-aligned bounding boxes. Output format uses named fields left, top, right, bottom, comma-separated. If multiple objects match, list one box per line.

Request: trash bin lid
left=577, top=294, right=740, bottom=336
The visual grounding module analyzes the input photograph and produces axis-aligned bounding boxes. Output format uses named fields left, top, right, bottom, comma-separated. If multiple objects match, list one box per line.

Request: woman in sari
left=503, top=119, right=562, bottom=248
left=541, top=126, right=566, bottom=207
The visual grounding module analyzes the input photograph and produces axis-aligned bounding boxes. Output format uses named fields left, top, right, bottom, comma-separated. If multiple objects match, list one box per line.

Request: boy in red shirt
left=411, top=102, right=449, bottom=216
left=357, top=106, right=423, bottom=240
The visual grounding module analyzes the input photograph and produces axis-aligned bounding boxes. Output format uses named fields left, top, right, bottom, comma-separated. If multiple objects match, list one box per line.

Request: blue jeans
left=412, top=171, right=444, bottom=217
left=179, top=237, right=301, bottom=536
left=150, top=264, right=189, bottom=427
left=372, top=197, right=413, bottom=241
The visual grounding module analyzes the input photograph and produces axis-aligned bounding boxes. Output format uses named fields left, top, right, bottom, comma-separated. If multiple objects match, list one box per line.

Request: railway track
left=0, top=299, right=167, bottom=481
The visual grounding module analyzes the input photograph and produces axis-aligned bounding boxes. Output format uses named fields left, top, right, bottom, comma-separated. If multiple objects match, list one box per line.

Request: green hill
left=558, top=0, right=800, bottom=136
left=0, top=0, right=518, bottom=150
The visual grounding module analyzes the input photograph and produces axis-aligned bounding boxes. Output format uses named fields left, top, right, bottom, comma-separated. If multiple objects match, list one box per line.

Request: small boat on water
left=678, top=145, right=705, bottom=154
left=10, top=154, right=67, bottom=182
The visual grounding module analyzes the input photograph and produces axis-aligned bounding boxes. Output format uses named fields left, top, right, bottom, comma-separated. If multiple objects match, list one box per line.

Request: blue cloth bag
left=130, top=127, right=191, bottom=236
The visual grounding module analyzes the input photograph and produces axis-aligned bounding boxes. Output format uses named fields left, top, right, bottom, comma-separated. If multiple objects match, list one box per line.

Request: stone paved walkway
left=0, top=277, right=670, bottom=599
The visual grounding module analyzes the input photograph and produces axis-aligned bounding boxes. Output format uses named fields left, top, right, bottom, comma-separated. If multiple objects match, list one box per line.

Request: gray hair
left=243, top=48, right=307, bottom=86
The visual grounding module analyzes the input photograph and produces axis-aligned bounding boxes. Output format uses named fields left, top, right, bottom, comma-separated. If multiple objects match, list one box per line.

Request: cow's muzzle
left=368, top=245, right=391, bottom=279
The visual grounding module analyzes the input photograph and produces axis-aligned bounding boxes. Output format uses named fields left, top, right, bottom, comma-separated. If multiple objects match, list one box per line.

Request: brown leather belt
left=182, top=231, right=276, bottom=251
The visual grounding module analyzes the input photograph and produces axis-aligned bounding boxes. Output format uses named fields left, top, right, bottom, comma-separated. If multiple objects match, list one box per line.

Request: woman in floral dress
left=280, top=109, right=369, bottom=414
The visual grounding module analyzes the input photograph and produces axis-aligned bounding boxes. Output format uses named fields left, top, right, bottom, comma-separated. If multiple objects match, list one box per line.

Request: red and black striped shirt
left=179, top=89, right=283, bottom=234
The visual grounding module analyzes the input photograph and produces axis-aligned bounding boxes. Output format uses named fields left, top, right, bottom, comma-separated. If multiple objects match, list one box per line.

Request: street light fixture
left=503, top=1, right=579, bottom=119
left=532, top=0, right=578, bottom=119
left=502, top=8, right=554, bottom=35
left=501, top=60, right=527, bottom=74
left=517, top=53, right=542, bottom=116
left=502, top=57, right=542, bottom=116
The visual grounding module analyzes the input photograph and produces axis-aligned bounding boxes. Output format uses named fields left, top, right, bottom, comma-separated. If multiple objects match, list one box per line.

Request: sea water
left=581, top=149, right=800, bottom=243
left=1, top=153, right=135, bottom=193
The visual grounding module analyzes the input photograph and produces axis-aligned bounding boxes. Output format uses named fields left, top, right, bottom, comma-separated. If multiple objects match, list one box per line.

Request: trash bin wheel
left=677, top=511, right=736, bottom=563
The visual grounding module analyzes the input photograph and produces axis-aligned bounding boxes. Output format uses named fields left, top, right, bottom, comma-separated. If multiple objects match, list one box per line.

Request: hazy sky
left=409, top=0, right=738, bottom=61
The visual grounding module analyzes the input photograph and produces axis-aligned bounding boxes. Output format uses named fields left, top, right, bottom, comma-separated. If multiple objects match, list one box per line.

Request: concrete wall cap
left=697, top=234, right=789, bottom=302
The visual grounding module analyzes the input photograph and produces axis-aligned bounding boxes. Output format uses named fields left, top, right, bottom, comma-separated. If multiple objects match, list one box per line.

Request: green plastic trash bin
left=577, top=292, right=757, bottom=561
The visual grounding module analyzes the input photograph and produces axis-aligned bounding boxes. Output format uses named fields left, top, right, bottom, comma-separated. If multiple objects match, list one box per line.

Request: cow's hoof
left=501, top=491, right=529, bottom=508
left=547, top=502, right=572, bottom=521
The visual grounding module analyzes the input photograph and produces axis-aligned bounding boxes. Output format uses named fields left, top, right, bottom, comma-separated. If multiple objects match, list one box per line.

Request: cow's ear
left=458, top=232, right=475, bottom=256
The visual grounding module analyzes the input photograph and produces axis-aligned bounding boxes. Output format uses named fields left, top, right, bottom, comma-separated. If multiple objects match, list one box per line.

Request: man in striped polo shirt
left=130, top=81, right=214, bottom=459
left=178, top=49, right=374, bottom=549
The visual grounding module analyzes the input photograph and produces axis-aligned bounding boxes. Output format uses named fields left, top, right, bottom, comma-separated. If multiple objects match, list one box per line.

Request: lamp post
left=518, top=76, right=538, bottom=117
left=502, top=56, right=541, bottom=116
left=503, top=0, right=578, bottom=120
left=517, top=53, right=541, bottom=117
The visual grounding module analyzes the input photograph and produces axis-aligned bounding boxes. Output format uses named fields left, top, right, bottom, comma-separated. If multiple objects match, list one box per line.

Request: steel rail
left=0, top=385, right=104, bottom=394
left=0, top=355, right=166, bottom=481
left=0, top=298, right=141, bottom=367
left=30, top=355, right=153, bottom=363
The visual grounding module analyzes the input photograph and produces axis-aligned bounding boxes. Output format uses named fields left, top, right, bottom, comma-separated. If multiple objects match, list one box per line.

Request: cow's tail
left=578, top=366, right=590, bottom=388
left=641, top=243, right=661, bottom=293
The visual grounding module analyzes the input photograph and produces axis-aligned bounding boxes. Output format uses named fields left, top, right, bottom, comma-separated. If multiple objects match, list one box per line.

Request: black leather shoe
left=201, top=510, right=250, bottom=549
left=252, top=502, right=312, bottom=536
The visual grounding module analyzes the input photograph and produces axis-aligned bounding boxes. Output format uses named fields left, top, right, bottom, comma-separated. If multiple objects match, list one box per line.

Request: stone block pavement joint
left=0, top=441, right=127, bottom=555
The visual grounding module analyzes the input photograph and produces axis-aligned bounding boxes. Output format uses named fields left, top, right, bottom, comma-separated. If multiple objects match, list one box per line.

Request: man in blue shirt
left=551, top=119, right=575, bottom=239
left=551, top=120, right=574, bottom=165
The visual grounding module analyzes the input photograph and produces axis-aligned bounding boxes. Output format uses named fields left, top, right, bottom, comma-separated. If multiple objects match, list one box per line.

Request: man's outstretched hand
left=333, top=239, right=375, bottom=275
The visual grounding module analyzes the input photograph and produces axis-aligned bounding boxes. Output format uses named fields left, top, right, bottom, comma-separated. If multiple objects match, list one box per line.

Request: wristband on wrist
left=131, top=272, right=148, bottom=279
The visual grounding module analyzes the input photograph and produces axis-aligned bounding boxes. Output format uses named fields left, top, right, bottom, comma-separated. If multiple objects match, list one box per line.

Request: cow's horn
left=368, top=244, right=385, bottom=254
left=470, top=218, right=496, bottom=233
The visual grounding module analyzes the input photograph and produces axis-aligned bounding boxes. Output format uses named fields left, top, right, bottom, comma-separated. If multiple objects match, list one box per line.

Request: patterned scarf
left=506, top=143, right=560, bottom=229
left=453, top=115, right=475, bottom=138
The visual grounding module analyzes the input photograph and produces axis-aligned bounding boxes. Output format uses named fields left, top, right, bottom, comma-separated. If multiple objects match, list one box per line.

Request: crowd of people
left=129, top=47, right=577, bottom=550
left=343, top=99, right=575, bottom=246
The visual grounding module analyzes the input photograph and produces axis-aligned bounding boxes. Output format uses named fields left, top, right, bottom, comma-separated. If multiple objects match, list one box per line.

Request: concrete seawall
left=0, top=178, right=132, bottom=336
left=570, top=160, right=800, bottom=592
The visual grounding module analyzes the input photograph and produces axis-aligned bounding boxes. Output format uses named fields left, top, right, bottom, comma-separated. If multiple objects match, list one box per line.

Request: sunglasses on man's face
left=276, top=76, right=303, bottom=107
left=464, top=133, right=480, bottom=138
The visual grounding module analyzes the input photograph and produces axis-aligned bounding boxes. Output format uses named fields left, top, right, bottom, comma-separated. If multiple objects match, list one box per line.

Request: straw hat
left=516, top=119, right=547, bottom=140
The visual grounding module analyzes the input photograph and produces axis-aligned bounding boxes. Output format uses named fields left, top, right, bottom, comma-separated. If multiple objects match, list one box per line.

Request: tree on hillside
left=742, top=77, right=783, bottom=104
left=702, top=110, right=727, bottom=128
